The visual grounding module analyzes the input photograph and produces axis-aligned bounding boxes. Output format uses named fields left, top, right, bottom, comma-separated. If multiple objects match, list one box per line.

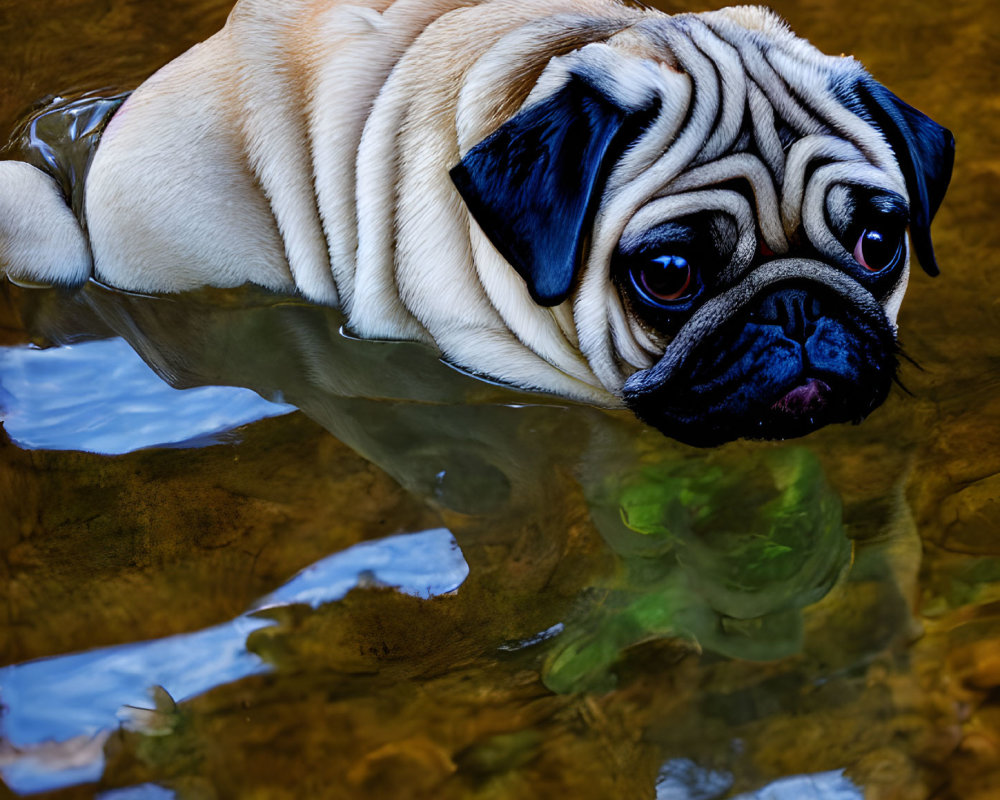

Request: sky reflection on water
left=98, top=785, right=179, bottom=800
left=655, top=759, right=863, bottom=800
left=0, top=528, right=469, bottom=794
left=0, top=337, right=295, bottom=453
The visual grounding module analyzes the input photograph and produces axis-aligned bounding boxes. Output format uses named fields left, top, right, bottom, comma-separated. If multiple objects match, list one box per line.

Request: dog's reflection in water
left=2, top=279, right=925, bottom=794
left=19, top=283, right=886, bottom=657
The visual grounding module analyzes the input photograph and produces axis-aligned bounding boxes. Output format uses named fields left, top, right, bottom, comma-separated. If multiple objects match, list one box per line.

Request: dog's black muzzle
left=623, top=281, right=898, bottom=447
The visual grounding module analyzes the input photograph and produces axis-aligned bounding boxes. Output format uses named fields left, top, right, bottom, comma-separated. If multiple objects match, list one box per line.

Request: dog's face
left=451, top=7, right=953, bottom=446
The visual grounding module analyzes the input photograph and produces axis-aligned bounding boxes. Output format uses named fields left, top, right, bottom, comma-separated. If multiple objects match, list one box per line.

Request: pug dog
left=0, top=0, right=954, bottom=446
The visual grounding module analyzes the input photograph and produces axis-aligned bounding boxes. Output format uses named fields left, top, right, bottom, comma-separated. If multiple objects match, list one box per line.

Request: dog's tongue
left=772, top=378, right=831, bottom=416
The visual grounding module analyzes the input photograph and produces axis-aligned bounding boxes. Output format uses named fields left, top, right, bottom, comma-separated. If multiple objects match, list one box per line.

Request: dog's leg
left=0, top=160, right=91, bottom=287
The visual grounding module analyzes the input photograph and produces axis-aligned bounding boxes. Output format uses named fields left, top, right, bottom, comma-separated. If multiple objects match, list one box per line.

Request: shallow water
left=1, top=0, right=999, bottom=798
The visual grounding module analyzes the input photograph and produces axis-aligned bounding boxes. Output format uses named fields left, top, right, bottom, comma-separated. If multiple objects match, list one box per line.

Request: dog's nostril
left=752, top=287, right=823, bottom=343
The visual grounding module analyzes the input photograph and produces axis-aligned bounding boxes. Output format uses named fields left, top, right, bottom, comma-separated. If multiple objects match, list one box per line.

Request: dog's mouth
left=622, top=280, right=897, bottom=447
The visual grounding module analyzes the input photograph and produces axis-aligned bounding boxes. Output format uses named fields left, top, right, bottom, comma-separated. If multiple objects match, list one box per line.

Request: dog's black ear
left=451, top=76, right=656, bottom=305
left=837, top=76, right=955, bottom=277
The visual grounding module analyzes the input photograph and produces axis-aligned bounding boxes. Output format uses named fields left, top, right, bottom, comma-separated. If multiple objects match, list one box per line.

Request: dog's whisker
left=895, top=341, right=925, bottom=373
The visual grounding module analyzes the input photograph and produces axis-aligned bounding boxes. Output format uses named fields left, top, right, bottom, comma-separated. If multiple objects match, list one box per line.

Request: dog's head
left=450, top=7, right=954, bottom=446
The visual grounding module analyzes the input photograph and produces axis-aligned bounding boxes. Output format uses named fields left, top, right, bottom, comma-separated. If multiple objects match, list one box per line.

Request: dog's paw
left=0, top=160, right=91, bottom=288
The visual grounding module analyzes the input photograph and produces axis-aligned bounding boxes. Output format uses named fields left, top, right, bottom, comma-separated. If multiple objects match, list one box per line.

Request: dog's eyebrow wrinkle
left=655, top=152, right=787, bottom=255
left=623, top=189, right=755, bottom=244
left=802, top=160, right=903, bottom=267
left=620, top=188, right=759, bottom=292
left=781, top=134, right=865, bottom=237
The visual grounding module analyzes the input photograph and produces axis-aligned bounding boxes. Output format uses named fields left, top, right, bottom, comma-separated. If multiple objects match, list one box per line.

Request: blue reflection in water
left=0, top=529, right=469, bottom=795
left=97, top=784, right=178, bottom=800
left=655, top=758, right=733, bottom=799
left=0, top=338, right=296, bottom=453
left=1, top=617, right=272, bottom=749
left=655, top=759, right=863, bottom=800
left=732, top=771, right=863, bottom=800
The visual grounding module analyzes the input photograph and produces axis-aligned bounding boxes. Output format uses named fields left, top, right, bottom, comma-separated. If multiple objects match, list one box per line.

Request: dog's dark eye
left=629, top=255, right=695, bottom=305
left=853, top=227, right=904, bottom=273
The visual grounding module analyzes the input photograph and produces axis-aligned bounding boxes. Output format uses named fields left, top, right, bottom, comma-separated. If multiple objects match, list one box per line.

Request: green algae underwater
left=1, top=0, right=1000, bottom=798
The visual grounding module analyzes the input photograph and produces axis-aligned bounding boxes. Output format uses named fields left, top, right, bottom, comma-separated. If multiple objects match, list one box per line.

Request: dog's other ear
left=838, top=76, right=955, bottom=277
left=451, top=75, right=656, bottom=305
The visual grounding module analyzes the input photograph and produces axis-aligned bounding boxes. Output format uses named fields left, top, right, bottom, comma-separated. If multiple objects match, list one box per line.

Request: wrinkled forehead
left=587, top=12, right=909, bottom=261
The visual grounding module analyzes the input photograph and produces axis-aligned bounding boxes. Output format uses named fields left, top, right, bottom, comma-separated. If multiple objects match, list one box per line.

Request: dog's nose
left=751, top=287, right=823, bottom=343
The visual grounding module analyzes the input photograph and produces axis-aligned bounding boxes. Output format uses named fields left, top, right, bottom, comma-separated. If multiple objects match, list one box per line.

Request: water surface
left=1, top=1, right=998, bottom=798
